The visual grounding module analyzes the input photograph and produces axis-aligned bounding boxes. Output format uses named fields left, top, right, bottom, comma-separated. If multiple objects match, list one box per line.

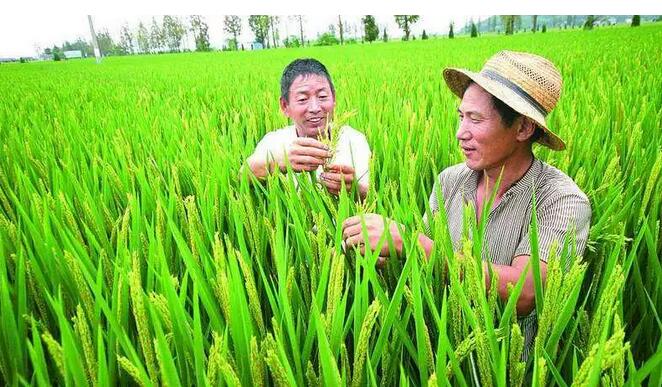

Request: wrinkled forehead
left=289, top=73, right=332, bottom=94
left=458, top=83, right=495, bottom=113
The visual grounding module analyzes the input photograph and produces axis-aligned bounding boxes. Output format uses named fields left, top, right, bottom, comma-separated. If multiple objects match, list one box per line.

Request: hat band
left=481, top=69, right=548, bottom=117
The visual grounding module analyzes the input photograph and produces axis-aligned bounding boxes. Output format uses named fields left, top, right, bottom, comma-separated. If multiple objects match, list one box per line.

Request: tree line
left=43, top=15, right=656, bottom=60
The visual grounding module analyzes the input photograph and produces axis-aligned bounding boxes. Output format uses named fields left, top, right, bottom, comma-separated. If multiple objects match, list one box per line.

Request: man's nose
left=307, top=98, right=321, bottom=112
left=456, top=119, right=471, bottom=141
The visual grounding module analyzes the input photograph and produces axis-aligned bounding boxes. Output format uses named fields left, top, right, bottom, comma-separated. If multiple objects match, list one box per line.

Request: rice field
left=0, top=22, right=661, bottom=386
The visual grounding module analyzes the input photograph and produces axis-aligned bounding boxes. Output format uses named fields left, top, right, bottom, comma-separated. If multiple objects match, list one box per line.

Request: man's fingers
left=321, top=172, right=354, bottom=184
left=326, top=163, right=355, bottom=174
left=342, top=215, right=363, bottom=230
left=294, top=137, right=330, bottom=150
left=342, top=223, right=364, bottom=240
left=291, top=155, right=325, bottom=167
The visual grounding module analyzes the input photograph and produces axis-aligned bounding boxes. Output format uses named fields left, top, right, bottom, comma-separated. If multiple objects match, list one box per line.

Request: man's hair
left=280, top=58, right=335, bottom=101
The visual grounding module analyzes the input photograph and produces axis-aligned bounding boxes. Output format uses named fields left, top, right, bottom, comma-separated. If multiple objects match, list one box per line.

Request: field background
left=1, top=23, right=661, bottom=385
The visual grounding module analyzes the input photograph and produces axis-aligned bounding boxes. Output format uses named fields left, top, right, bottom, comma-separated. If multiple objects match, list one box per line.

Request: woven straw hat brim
left=443, top=67, right=566, bottom=151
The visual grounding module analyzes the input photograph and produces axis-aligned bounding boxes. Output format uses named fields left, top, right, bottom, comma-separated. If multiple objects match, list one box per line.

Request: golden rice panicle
left=73, top=304, right=97, bottom=386
left=352, top=299, right=381, bottom=387
left=42, top=331, right=65, bottom=380
left=64, top=250, right=95, bottom=324
left=117, top=356, right=147, bottom=387
left=536, top=357, right=548, bottom=387
left=26, top=258, right=51, bottom=328
left=427, top=372, right=438, bottom=387
left=263, top=333, right=289, bottom=387
left=535, top=242, right=561, bottom=354
left=306, top=361, right=319, bottom=387
left=326, top=250, right=345, bottom=328
left=129, top=252, right=158, bottom=382
left=508, top=323, right=525, bottom=387
left=207, top=331, right=223, bottom=386
left=237, top=252, right=266, bottom=335
left=148, top=292, right=173, bottom=333
left=446, top=333, right=476, bottom=377
left=250, top=336, right=265, bottom=387
left=588, top=264, right=624, bottom=350
left=474, top=328, right=493, bottom=387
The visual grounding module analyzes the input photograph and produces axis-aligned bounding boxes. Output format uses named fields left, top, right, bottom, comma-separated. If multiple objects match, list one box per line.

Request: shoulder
left=535, top=161, right=591, bottom=210
left=339, top=125, right=371, bottom=149
left=437, top=162, right=473, bottom=187
left=262, top=125, right=296, bottom=141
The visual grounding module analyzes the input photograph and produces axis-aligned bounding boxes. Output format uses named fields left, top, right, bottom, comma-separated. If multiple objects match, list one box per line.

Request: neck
left=480, top=149, right=534, bottom=199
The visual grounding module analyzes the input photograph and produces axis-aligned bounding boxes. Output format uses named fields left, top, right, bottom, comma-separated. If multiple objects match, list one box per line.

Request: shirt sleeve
left=251, top=131, right=289, bottom=164
left=423, top=171, right=445, bottom=234
left=347, top=132, right=372, bottom=187
left=514, top=191, right=592, bottom=264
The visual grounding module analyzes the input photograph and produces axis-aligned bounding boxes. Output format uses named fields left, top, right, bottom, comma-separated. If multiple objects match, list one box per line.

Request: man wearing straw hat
left=341, top=51, right=591, bottom=359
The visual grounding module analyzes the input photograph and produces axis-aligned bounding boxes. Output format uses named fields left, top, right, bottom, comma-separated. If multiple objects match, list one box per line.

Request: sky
left=1, top=0, right=660, bottom=58
left=0, top=14, right=480, bottom=57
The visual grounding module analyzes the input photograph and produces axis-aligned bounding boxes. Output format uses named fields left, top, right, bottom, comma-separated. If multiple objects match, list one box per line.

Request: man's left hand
left=341, top=214, right=403, bottom=264
left=320, top=164, right=356, bottom=195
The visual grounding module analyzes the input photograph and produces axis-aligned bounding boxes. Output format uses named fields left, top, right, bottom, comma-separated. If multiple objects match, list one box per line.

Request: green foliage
left=283, top=35, right=301, bottom=48
left=362, top=15, right=379, bottom=43
left=632, top=15, right=641, bottom=27
left=470, top=23, right=478, bottom=38
left=0, top=23, right=661, bottom=386
left=315, top=32, right=340, bottom=46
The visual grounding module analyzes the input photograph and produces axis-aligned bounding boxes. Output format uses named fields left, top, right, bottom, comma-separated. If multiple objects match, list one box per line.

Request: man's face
left=456, top=83, right=521, bottom=172
left=280, top=74, right=336, bottom=138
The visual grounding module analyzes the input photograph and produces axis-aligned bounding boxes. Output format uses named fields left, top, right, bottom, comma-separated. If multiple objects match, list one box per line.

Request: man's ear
left=516, top=117, right=536, bottom=142
left=279, top=97, right=289, bottom=116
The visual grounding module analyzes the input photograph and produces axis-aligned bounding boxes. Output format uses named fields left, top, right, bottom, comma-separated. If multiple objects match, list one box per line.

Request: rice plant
left=0, top=23, right=660, bottom=386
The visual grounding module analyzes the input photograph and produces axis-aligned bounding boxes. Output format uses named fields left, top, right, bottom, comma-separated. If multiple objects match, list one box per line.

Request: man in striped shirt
left=341, top=51, right=591, bottom=359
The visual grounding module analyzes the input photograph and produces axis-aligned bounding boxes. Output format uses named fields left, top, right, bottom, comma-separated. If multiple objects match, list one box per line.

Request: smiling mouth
left=307, top=117, right=325, bottom=125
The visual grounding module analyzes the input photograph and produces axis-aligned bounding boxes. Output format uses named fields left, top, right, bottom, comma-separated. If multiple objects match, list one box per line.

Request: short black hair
left=280, top=58, right=335, bottom=101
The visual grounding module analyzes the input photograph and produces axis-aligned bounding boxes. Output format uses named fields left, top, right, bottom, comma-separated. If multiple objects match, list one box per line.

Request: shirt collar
left=463, top=158, right=542, bottom=200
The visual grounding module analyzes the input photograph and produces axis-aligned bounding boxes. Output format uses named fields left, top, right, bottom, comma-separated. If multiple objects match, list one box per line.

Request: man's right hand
left=282, top=137, right=333, bottom=172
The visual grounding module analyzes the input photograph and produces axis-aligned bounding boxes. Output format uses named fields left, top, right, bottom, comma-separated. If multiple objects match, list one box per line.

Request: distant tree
left=394, top=15, right=419, bottom=41
left=97, top=30, right=119, bottom=56
left=489, top=16, right=497, bottom=32
left=632, top=15, right=641, bottom=27
left=448, top=22, right=454, bottom=38
left=291, top=15, right=306, bottom=47
left=119, top=24, right=134, bottom=54
left=163, top=16, right=186, bottom=52
left=337, top=16, right=344, bottom=44
left=269, top=16, right=280, bottom=48
left=362, top=15, right=379, bottom=43
left=382, top=27, right=388, bottom=42
left=283, top=35, right=301, bottom=48
left=223, top=16, right=242, bottom=51
left=542, top=24, right=547, bottom=33
left=421, top=29, right=428, bottom=39
left=190, top=15, right=211, bottom=51
left=583, top=15, right=597, bottom=30
left=470, top=22, right=478, bottom=37
left=248, top=15, right=270, bottom=47
left=52, top=46, right=63, bottom=61
left=149, top=17, right=166, bottom=52
left=501, top=16, right=515, bottom=35
left=136, top=22, right=150, bottom=53
left=315, top=32, right=339, bottom=46
left=532, top=15, right=538, bottom=32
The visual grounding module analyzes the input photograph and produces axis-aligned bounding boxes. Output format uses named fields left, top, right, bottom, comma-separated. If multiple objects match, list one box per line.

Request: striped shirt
left=427, top=158, right=591, bottom=359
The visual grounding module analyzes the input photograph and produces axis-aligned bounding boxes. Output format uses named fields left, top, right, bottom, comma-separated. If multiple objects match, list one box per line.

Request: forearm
left=245, top=154, right=280, bottom=180
left=483, top=262, right=536, bottom=316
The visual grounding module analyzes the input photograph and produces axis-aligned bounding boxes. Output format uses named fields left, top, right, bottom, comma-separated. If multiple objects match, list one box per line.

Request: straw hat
left=443, top=50, right=565, bottom=151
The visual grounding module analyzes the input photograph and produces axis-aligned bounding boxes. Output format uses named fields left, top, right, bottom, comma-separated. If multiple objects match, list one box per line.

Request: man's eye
left=319, top=94, right=328, bottom=99
left=298, top=98, right=307, bottom=103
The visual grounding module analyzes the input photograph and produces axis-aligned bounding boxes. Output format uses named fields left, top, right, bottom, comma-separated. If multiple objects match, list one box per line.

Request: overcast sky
left=0, top=14, right=486, bottom=57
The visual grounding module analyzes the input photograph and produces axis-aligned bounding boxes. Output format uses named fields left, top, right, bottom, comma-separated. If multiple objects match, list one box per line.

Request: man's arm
left=484, top=255, right=547, bottom=316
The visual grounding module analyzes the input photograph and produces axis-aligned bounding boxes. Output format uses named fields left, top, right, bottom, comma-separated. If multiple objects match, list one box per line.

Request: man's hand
left=320, top=164, right=356, bottom=195
left=284, top=138, right=332, bottom=172
left=341, top=214, right=404, bottom=266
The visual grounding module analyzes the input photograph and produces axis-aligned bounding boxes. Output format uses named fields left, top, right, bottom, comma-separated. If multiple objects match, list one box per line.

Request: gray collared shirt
left=427, top=158, right=591, bottom=359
